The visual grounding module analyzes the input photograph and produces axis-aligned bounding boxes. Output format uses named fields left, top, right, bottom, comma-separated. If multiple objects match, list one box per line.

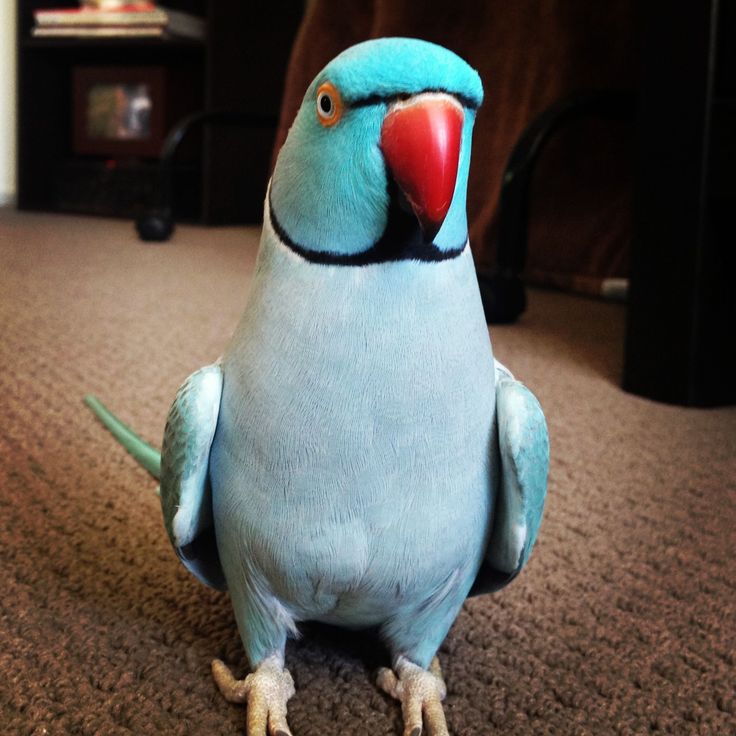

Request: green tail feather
left=84, top=395, right=162, bottom=481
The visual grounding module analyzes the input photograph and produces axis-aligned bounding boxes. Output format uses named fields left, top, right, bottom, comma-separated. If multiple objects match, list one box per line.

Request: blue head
left=269, top=38, right=483, bottom=265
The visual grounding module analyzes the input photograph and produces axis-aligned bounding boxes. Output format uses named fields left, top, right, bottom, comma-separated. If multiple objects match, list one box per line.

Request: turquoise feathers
left=313, top=37, right=483, bottom=107
left=271, top=38, right=482, bottom=258
left=88, top=38, right=549, bottom=736
left=210, top=230, right=496, bottom=668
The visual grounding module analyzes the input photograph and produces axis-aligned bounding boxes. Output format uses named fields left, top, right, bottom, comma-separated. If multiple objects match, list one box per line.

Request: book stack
left=32, top=2, right=205, bottom=40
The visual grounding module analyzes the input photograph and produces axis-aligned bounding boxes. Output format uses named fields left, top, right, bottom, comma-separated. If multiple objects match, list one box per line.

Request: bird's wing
left=160, top=363, right=227, bottom=590
left=469, top=361, right=549, bottom=596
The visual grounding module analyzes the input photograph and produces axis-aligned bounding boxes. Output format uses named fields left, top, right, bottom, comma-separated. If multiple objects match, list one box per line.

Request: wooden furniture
left=16, top=2, right=302, bottom=223
left=623, top=0, right=735, bottom=406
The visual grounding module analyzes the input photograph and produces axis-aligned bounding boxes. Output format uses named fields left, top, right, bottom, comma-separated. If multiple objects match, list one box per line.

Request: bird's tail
left=84, top=395, right=162, bottom=481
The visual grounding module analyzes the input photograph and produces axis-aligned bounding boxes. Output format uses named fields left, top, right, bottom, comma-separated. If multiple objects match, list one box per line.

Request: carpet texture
left=1, top=210, right=734, bottom=736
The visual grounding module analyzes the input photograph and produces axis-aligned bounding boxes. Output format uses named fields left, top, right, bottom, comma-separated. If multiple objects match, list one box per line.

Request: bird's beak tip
left=380, top=95, right=464, bottom=238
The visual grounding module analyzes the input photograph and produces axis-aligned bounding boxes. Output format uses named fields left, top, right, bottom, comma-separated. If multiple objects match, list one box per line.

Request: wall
left=0, top=1, right=17, bottom=204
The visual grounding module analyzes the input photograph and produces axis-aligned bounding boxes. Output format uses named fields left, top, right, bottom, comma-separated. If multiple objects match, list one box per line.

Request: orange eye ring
left=316, top=82, right=343, bottom=127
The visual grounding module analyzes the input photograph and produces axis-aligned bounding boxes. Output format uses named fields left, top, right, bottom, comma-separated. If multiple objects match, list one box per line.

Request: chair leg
left=477, top=91, right=636, bottom=324
left=136, top=110, right=276, bottom=243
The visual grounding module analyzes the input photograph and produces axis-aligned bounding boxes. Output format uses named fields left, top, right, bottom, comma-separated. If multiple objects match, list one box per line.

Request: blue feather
left=315, top=38, right=484, bottom=109
left=151, top=36, right=548, bottom=728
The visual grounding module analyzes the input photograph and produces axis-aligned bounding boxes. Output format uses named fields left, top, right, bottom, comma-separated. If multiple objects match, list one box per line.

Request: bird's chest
left=211, top=247, right=495, bottom=617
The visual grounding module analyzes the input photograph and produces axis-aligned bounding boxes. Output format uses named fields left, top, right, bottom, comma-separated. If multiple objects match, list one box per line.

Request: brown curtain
left=272, top=0, right=638, bottom=295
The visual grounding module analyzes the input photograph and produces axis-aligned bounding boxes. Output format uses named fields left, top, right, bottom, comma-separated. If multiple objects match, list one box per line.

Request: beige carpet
left=1, top=209, right=734, bottom=736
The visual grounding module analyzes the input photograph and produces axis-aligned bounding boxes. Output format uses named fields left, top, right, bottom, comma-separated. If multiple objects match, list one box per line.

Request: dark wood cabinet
left=623, top=0, right=736, bottom=406
left=16, top=2, right=302, bottom=223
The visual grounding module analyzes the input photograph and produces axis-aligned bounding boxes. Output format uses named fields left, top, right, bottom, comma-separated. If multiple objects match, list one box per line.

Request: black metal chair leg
left=478, top=91, right=637, bottom=324
left=136, top=110, right=276, bottom=242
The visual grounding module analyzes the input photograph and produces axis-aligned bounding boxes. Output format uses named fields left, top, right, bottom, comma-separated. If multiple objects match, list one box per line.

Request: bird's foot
left=212, top=655, right=295, bottom=736
left=377, top=656, right=449, bottom=736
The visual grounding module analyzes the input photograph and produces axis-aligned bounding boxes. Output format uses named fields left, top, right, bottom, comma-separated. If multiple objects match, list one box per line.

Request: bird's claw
left=212, top=656, right=295, bottom=736
left=377, top=656, right=448, bottom=736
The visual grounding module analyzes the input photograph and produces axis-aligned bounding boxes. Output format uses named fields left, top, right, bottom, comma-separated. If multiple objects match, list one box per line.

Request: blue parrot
left=87, top=38, right=548, bottom=736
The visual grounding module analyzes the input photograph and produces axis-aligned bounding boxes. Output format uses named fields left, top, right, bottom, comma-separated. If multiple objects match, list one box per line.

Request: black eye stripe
left=348, top=89, right=478, bottom=111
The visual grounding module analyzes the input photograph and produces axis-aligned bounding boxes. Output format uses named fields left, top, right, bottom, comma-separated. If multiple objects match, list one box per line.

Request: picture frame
left=73, top=66, right=167, bottom=157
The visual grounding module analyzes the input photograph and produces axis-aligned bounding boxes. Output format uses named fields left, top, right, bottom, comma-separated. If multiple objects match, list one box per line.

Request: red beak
left=380, top=95, right=464, bottom=240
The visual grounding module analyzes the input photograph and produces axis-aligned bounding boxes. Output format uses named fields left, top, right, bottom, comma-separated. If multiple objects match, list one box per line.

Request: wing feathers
left=160, top=364, right=226, bottom=590
left=470, top=363, right=549, bottom=596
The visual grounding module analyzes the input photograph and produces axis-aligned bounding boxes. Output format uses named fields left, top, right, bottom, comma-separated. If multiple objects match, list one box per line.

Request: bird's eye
left=318, top=93, right=333, bottom=115
left=316, top=82, right=343, bottom=127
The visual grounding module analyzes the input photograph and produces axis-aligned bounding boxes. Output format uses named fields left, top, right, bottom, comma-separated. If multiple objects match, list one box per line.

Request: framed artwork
left=73, top=66, right=167, bottom=157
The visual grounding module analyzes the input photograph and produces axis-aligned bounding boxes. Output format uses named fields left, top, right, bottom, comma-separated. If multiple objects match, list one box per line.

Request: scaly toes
left=212, top=656, right=295, bottom=736
left=377, top=656, right=449, bottom=736
left=212, top=658, right=249, bottom=703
